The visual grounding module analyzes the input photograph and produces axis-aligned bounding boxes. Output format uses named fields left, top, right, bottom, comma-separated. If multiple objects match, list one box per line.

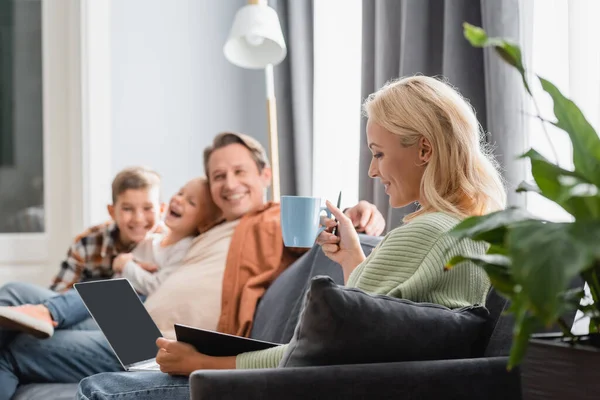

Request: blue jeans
left=41, top=286, right=146, bottom=328
left=44, top=288, right=92, bottom=328
left=0, top=282, right=122, bottom=400
left=78, top=372, right=189, bottom=400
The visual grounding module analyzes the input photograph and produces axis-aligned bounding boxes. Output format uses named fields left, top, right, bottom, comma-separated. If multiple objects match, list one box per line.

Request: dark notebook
left=175, top=323, right=280, bottom=356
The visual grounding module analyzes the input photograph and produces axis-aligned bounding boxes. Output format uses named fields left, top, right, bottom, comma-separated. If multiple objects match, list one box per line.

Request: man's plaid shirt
left=50, top=221, right=134, bottom=292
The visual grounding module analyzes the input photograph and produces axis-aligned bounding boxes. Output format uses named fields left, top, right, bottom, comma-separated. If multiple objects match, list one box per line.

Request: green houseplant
left=446, top=24, right=600, bottom=374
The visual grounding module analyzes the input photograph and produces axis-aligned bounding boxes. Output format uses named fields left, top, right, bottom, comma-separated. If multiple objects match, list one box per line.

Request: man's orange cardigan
left=216, top=202, right=306, bottom=337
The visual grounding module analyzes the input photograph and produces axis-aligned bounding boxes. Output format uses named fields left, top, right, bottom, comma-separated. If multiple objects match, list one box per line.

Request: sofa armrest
left=190, top=357, right=521, bottom=400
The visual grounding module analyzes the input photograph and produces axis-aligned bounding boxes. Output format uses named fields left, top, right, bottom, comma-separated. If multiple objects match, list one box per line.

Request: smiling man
left=206, top=137, right=271, bottom=221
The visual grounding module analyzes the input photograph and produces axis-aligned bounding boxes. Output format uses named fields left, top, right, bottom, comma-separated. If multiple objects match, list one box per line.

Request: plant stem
left=582, top=262, right=600, bottom=334
left=583, top=262, right=600, bottom=305
left=591, top=272, right=600, bottom=305
left=557, top=317, right=574, bottom=338
left=531, top=83, right=561, bottom=167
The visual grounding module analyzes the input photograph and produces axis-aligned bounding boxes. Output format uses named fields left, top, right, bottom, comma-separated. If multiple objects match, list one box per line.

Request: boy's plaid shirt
left=50, top=221, right=134, bottom=292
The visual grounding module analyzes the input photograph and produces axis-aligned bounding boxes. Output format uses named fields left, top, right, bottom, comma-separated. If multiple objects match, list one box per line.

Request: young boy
left=0, top=177, right=222, bottom=338
left=51, top=166, right=163, bottom=292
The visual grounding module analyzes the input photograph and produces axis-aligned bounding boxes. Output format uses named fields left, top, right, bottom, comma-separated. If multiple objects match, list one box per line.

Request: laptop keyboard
left=130, top=360, right=160, bottom=371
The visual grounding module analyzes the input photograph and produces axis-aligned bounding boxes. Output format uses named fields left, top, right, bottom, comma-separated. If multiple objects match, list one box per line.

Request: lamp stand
left=265, top=64, right=280, bottom=202
left=225, top=0, right=284, bottom=202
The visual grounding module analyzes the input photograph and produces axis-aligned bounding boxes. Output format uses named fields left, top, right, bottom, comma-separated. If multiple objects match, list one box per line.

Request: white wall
left=109, top=0, right=267, bottom=211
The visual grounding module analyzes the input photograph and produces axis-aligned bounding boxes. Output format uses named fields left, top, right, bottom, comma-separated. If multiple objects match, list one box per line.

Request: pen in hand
left=331, top=191, right=342, bottom=237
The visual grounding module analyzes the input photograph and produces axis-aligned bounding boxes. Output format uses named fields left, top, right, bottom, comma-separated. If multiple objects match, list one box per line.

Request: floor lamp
left=223, top=0, right=287, bottom=202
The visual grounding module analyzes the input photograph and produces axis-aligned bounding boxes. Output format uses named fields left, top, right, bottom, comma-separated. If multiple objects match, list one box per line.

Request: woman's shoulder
left=378, top=212, right=481, bottom=263
left=371, top=213, right=462, bottom=262
left=387, top=212, right=461, bottom=240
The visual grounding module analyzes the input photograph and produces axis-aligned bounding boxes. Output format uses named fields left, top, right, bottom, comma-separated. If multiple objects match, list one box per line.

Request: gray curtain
left=272, top=0, right=314, bottom=196
left=360, top=0, right=527, bottom=231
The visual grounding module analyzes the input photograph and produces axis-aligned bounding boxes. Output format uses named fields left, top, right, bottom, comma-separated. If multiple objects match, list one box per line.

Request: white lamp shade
left=223, top=4, right=287, bottom=69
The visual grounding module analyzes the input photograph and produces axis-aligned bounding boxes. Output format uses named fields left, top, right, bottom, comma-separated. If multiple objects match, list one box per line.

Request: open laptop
left=74, top=279, right=161, bottom=371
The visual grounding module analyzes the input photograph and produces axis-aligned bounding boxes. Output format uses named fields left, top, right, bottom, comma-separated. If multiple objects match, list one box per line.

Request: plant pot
left=521, top=333, right=600, bottom=400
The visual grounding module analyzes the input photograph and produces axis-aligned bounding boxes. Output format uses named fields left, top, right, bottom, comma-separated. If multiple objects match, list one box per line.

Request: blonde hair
left=363, top=76, right=506, bottom=221
left=191, top=176, right=223, bottom=233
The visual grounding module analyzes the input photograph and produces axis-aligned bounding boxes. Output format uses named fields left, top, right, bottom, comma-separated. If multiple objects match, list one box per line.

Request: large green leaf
left=539, top=78, right=600, bottom=186
left=568, top=221, right=600, bottom=259
left=450, top=207, right=537, bottom=245
left=508, top=221, right=594, bottom=324
left=463, top=23, right=488, bottom=46
left=521, top=149, right=600, bottom=219
left=447, top=253, right=511, bottom=268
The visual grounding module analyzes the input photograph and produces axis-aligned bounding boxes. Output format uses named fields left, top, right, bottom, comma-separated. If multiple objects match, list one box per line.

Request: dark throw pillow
left=279, top=276, right=490, bottom=368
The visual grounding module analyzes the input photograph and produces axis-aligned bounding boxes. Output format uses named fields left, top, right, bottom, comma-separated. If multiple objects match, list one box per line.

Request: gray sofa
left=14, top=384, right=76, bottom=400
left=15, top=234, right=524, bottom=399
left=190, top=235, right=525, bottom=400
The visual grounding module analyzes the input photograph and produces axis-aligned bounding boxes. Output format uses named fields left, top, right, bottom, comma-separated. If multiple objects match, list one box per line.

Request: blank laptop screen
left=74, top=279, right=162, bottom=366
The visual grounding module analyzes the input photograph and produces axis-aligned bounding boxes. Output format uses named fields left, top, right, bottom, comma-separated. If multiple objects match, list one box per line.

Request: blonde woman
left=77, top=76, right=507, bottom=400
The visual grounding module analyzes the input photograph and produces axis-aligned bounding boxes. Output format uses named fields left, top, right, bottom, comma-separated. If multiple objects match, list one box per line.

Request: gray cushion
left=279, top=276, right=490, bottom=368
left=14, top=383, right=78, bottom=400
left=482, top=288, right=512, bottom=357
left=250, top=234, right=382, bottom=343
